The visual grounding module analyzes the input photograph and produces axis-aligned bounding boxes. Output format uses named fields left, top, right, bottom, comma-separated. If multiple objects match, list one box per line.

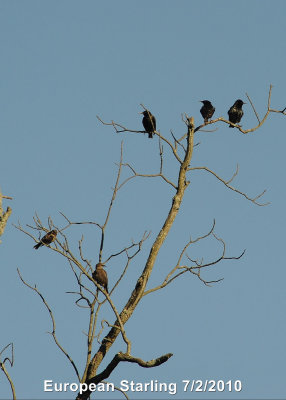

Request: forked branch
left=144, top=220, right=244, bottom=292
left=76, top=352, right=173, bottom=400
left=189, top=165, right=269, bottom=206
left=0, top=343, right=16, bottom=400
left=187, top=232, right=246, bottom=269
left=97, top=115, right=183, bottom=164
left=118, top=162, right=177, bottom=190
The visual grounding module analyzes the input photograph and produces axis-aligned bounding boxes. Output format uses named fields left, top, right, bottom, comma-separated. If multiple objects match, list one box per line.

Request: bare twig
left=246, top=92, right=261, bottom=123
left=118, top=162, right=177, bottom=190
left=187, top=233, right=246, bottom=270
left=269, top=107, right=286, bottom=115
left=188, top=165, right=269, bottom=206
left=170, top=129, right=186, bottom=152
left=59, top=212, right=102, bottom=232
left=17, top=268, right=81, bottom=381
left=97, top=115, right=146, bottom=135
left=99, top=142, right=125, bottom=262
left=104, top=232, right=150, bottom=263
left=97, top=115, right=183, bottom=164
left=0, top=343, right=14, bottom=367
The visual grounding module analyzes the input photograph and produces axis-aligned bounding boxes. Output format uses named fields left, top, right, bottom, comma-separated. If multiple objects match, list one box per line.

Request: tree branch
left=97, top=115, right=183, bottom=164
left=118, top=162, right=177, bottom=190
left=0, top=343, right=16, bottom=400
left=17, top=268, right=81, bottom=381
left=189, top=165, right=269, bottom=206
left=246, top=92, right=261, bottom=123
left=79, top=116, right=195, bottom=397
left=99, top=142, right=125, bottom=262
left=76, top=352, right=173, bottom=400
left=194, top=85, right=285, bottom=134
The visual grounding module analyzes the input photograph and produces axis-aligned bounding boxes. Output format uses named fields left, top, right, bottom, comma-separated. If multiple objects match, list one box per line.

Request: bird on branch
left=140, top=110, right=156, bottom=138
left=200, top=100, right=215, bottom=123
left=228, top=99, right=245, bottom=128
left=33, top=230, right=57, bottom=249
left=92, top=262, right=108, bottom=292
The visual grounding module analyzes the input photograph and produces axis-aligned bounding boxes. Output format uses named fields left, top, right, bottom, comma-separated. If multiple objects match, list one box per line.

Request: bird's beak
left=139, top=111, right=144, bottom=114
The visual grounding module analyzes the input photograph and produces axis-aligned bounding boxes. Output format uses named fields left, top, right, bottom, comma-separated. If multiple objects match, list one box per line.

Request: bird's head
left=235, top=99, right=246, bottom=107
left=51, top=230, right=57, bottom=236
left=200, top=100, right=212, bottom=106
left=96, top=262, right=106, bottom=269
left=140, top=110, right=150, bottom=116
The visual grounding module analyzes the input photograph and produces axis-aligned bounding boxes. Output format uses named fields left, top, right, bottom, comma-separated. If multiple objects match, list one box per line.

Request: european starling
left=92, top=263, right=108, bottom=292
left=141, top=110, right=156, bottom=138
left=200, top=100, right=215, bottom=123
left=228, top=99, right=245, bottom=128
left=34, top=230, right=57, bottom=249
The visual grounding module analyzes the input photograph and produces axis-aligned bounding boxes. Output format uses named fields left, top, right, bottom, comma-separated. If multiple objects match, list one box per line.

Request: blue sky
left=1, top=1, right=286, bottom=399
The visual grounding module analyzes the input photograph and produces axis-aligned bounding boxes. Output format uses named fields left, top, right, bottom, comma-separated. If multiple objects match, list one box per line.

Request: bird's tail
left=229, top=124, right=234, bottom=128
left=34, top=242, right=42, bottom=249
left=148, top=132, right=153, bottom=139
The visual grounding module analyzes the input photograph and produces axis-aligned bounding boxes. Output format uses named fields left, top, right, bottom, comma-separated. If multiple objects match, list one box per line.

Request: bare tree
left=15, top=85, right=285, bottom=400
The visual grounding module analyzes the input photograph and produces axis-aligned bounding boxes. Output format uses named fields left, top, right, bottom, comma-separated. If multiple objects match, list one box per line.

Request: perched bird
left=34, top=230, right=57, bottom=249
left=200, top=100, right=215, bottom=123
left=92, top=263, right=108, bottom=292
left=141, top=110, right=156, bottom=138
left=228, top=99, right=245, bottom=128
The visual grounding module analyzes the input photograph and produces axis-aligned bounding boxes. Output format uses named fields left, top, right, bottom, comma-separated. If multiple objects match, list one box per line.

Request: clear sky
left=1, top=1, right=286, bottom=399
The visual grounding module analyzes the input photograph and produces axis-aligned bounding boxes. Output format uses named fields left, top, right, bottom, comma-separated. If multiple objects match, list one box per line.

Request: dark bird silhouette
left=200, top=100, right=215, bottom=123
left=92, top=263, right=108, bottom=292
left=228, top=99, right=245, bottom=128
left=141, top=110, right=156, bottom=138
left=34, top=230, right=57, bottom=249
